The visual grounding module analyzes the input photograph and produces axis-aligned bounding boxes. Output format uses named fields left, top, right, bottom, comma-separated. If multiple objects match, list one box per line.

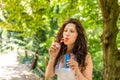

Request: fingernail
left=60, top=38, right=64, bottom=43
left=56, top=44, right=59, bottom=48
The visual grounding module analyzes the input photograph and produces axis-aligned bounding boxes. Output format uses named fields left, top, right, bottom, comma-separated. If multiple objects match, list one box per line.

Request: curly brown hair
left=54, top=18, right=88, bottom=72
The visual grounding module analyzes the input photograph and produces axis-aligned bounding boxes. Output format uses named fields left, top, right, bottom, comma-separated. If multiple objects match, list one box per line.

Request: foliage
left=87, top=28, right=103, bottom=80
left=1, top=0, right=120, bottom=80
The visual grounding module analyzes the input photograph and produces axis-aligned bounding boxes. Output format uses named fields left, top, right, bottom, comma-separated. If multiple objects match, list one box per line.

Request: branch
left=98, top=0, right=107, bottom=13
left=99, top=0, right=119, bottom=22
left=98, top=0, right=110, bottom=20
left=119, top=6, right=120, bottom=14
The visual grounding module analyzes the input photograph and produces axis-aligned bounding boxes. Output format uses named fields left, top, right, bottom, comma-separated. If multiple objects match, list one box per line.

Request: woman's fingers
left=68, top=59, right=80, bottom=74
left=68, top=59, right=79, bottom=68
left=49, top=42, right=61, bottom=57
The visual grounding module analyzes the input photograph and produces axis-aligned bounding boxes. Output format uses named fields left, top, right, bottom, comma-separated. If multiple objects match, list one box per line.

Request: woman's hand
left=68, top=58, right=80, bottom=74
left=49, top=42, right=61, bottom=58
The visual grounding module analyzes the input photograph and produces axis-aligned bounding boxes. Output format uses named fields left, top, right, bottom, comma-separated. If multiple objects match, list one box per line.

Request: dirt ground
left=0, top=51, right=42, bottom=80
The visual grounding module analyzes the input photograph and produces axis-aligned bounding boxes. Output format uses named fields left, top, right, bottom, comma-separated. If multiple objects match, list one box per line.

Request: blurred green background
left=0, top=0, right=120, bottom=80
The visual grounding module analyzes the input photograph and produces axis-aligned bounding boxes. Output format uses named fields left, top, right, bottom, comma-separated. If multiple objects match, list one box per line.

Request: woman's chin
left=64, top=42, right=68, bottom=45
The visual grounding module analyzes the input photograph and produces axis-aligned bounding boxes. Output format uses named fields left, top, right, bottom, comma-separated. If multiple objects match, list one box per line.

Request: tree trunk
left=99, top=0, right=120, bottom=80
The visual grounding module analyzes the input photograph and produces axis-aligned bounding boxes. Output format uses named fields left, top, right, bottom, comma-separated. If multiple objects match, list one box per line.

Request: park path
left=0, top=51, right=41, bottom=80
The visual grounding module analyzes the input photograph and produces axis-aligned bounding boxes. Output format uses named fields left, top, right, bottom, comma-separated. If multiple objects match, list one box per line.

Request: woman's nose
left=65, top=31, right=69, bottom=36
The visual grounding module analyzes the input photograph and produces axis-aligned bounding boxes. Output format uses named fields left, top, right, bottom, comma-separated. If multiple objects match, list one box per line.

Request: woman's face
left=63, top=23, right=78, bottom=46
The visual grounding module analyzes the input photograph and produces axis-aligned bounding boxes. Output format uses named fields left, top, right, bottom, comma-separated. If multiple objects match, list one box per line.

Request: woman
left=45, top=18, right=93, bottom=80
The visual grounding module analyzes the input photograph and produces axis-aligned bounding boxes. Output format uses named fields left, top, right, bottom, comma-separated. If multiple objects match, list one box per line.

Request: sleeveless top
left=55, top=53, right=77, bottom=80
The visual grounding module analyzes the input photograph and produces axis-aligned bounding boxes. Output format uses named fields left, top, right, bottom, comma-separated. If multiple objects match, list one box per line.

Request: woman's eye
left=70, top=30, right=74, bottom=33
left=64, top=30, right=67, bottom=32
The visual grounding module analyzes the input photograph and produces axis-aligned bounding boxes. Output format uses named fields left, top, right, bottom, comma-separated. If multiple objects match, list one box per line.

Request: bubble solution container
left=64, top=54, right=70, bottom=68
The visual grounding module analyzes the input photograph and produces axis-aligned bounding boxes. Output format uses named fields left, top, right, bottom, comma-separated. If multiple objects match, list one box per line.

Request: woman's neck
left=66, top=45, right=73, bottom=53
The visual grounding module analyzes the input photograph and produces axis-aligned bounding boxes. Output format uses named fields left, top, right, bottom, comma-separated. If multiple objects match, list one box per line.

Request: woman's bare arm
left=45, top=56, right=56, bottom=79
left=76, top=54, right=93, bottom=80
left=45, top=42, right=61, bottom=79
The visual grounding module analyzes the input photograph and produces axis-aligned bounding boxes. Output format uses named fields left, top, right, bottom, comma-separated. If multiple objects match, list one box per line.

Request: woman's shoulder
left=85, top=53, right=92, bottom=63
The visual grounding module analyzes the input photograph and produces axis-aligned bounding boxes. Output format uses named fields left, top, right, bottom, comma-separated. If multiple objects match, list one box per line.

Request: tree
left=1, top=0, right=111, bottom=79
left=99, top=0, right=120, bottom=79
